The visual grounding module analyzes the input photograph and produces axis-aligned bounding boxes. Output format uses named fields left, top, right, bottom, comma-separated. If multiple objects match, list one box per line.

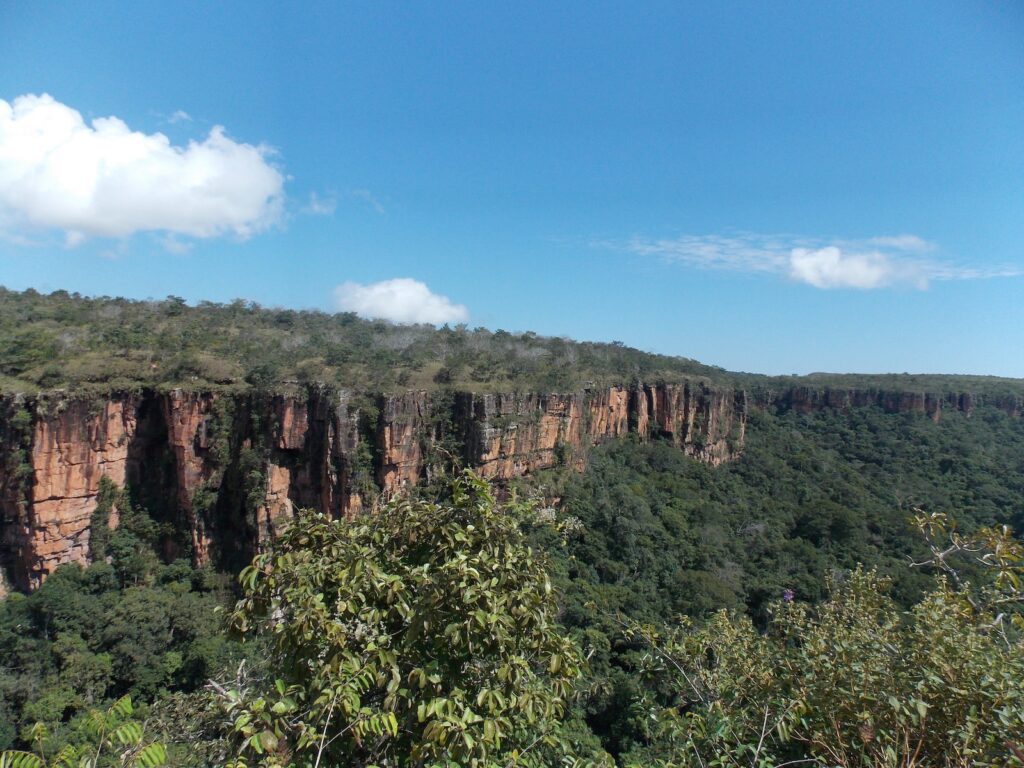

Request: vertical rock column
left=160, top=390, right=216, bottom=565
left=377, top=392, right=428, bottom=495
left=24, top=397, right=138, bottom=586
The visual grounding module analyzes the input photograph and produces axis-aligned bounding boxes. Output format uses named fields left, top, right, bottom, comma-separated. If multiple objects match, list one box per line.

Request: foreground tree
left=621, top=517, right=1024, bottom=768
left=218, top=471, right=593, bottom=768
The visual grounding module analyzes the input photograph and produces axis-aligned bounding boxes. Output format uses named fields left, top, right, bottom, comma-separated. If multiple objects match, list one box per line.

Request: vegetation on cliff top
left=0, top=287, right=721, bottom=395
left=2, top=287, right=1022, bottom=397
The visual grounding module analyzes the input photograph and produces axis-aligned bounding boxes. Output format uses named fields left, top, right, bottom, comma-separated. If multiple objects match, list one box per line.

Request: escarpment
left=0, top=382, right=1018, bottom=591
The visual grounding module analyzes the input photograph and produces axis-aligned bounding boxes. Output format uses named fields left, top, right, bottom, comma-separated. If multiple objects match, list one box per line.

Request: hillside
left=0, top=287, right=727, bottom=395
left=1, top=286, right=1022, bottom=593
left=1, top=288, right=1023, bottom=762
left=3, top=287, right=1023, bottom=397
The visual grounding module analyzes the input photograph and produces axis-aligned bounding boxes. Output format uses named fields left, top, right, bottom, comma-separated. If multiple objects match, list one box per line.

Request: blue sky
left=1, top=1, right=1022, bottom=376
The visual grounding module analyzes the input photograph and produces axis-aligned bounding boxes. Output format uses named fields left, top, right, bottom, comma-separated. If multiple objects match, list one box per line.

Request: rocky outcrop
left=20, top=398, right=136, bottom=585
left=636, top=383, right=747, bottom=465
left=587, top=387, right=630, bottom=440
left=0, top=389, right=369, bottom=586
left=161, top=391, right=215, bottom=563
left=459, top=392, right=585, bottom=479
left=0, top=381, right=1016, bottom=590
left=377, top=392, right=427, bottom=494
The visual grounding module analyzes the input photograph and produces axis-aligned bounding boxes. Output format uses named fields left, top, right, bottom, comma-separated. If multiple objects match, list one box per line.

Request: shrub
left=624, top=554, right=1024, bottom=767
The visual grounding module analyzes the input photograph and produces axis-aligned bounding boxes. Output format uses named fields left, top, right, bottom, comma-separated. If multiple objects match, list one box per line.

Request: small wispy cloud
left=304, top=191, right=337, bottom=216
left=351, top=188, right=385, bottom=215
left=618, top=232, right=1019, bottom=290
left=865, top=234, right=934, bottom=252
left=168, top=109, right=192, bottom=124
left=159, top=233, right=193, bottom=255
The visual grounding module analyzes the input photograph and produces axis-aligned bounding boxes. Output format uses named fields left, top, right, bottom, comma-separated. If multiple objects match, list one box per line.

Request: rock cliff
left=0, top=382, right=1017, bottom=590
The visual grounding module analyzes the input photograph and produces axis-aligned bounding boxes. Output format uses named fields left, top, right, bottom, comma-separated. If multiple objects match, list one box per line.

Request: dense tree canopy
left=0, top=495, right=241, bottom=762
left=622, top=562, right=1024, bottom=767
left=218, top=471, right=600, bottom=768
left=515, top=402, right=1024, bottom=757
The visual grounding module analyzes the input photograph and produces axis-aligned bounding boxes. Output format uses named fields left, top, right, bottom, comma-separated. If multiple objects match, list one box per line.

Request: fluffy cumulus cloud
left=788, top=246, right=910, bottom=289
left=0, top=93, right=284, bottom=244
left=623, top=232, right=1018, bottom=290
left=334, top=278, right=469, bottom=324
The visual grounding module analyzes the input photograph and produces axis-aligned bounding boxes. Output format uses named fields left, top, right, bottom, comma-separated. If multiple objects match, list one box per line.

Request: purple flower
left=782, top=589, right=795, bottom=603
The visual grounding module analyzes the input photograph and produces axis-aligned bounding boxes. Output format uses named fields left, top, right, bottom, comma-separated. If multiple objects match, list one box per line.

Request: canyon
left=1, top=382, right=1020, bottom=592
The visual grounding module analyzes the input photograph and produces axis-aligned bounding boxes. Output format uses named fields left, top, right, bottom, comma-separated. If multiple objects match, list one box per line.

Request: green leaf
left=109, top=695, right=134, bottom=718
left=112, top=722, right=143, bottom=746
left=258, top=730, right=279, bottom=753
left=132, top=744, right=167, bottom=768
left=0, top=752, right=45, bottom=768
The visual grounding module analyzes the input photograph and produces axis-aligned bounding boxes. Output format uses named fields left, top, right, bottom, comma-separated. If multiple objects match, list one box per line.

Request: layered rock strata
left=0, top=382, right=1016, bottom=590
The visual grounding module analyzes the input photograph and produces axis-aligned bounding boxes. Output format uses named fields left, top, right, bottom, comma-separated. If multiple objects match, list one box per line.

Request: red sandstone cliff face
left=0, top=382, right=1017, bottom=590
left=10, top=398, right=139, bottom=587
left=255, top=462, right=293, bottom=542
left=755, top=387, right=1024, bottom=423
left=462, top=392, right=584, bottom=479
left=458, top=385, right=744, bottom=478
left=587, top=387, right=630, bottom=440
left=256, top=391, right=366, bottom=540
left=253, top=396, right=307, bottom=543
left=638, top=383, right=746, bottom=465
left=161, top=391, right=215, bottom=564
left=378, top=393, right=427, bottom=494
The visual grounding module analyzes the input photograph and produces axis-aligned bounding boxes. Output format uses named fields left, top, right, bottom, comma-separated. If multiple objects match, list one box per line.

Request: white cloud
left=159, top=234, right=193, bottom=255
left=168, top=109, right=192, bottom=124
left=0, top=93, right=284, bottom=243
left=788, top=246, right=911, bottom=289
left=334, top=278, right=468, bottom=324
left=622, top=232, right=1018, bottom=290
left=625, top=233, right=788, bottom=274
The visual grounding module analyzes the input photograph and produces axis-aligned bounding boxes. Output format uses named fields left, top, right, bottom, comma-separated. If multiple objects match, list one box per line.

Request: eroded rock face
left=639, top=383, right=746, bottom=466
left=161, top=391, right=216, bottom=564
left=378, top=392, right=427, bottom=494
left=1, top=381, right=1010, bottom=590
left=587, top=387, right=630, bottom=440
left=258, top=391, right=365, bottom=536
left=755, top=386, right=1004, bottom=424
left=255, top=462, right=293, bottom=541
left=24, top=398, right=138, bottom=586
left=461, top=392, right=584, bottom=479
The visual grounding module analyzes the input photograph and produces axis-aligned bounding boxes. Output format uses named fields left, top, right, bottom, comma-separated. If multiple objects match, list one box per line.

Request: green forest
left=2, top=390, right=1022, bottom=766
left=0, top=288, right=724, bottom=395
